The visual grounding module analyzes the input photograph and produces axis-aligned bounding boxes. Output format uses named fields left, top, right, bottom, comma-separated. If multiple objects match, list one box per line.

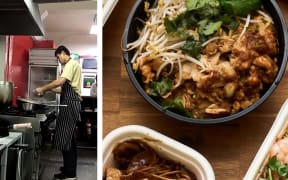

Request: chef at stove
left=34, top=45, right=81, bottom=180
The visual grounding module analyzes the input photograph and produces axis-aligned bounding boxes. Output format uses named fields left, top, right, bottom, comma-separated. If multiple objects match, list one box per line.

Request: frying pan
left=16, top=97, right=67, bottom=112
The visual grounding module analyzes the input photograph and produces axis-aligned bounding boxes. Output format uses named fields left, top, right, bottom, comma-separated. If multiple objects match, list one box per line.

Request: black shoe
left=54, top=173, right=77, bottom=180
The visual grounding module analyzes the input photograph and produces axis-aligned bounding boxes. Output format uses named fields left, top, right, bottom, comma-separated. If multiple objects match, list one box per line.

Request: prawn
left=269, top=137, right=288, bottom=164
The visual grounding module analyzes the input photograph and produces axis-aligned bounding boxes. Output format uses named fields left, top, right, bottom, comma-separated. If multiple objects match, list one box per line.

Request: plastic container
left=244, top=99, right=288, bottom=180
left=103, top=0, right=119, bottom=25
left=122, top=0, right=288, bottom=124
left=103, top=125, right=215, bottom=180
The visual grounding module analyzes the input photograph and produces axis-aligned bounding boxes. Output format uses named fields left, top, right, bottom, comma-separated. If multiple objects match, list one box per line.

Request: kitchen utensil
left=122, top=0, right=288, bottom=124
left=0, top=81, right=13, bottom=109
left=0, top=119, right=32, bottom=137
left=45, top=104, right=67, bottom=107
left=16, top=97, right=67, bottom=112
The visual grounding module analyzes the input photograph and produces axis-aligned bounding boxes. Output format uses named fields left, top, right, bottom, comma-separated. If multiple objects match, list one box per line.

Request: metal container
left=16, top=97, right=42, bottom=112
left=18, top=102, right=37, bottom=112
left=16, top=97, right=67, bottom=112
left=0, top=81, right=13, bottom=109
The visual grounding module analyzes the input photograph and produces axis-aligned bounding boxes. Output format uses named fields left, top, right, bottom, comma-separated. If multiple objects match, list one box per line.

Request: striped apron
left=54, top=81, right=81, bottom=151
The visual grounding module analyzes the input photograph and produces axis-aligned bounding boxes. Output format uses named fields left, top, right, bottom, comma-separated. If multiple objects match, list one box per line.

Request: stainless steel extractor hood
left=0, top=0, right=44, bottom=35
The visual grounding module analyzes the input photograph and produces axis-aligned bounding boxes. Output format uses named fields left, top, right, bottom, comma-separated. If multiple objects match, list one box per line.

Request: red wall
left=4, top=37, right=56, bottom=106
left=4, top=36, right=33, bottom=106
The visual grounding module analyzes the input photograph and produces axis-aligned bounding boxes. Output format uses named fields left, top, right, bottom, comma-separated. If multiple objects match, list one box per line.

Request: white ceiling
left=37, top=0, right=98, bottom=55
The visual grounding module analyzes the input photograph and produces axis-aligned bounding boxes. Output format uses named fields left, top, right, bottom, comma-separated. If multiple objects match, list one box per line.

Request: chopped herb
left=185, top=0, right=219, bottom=11
left=148, top=78, right=173, bottom=97
left=198, top=20, right=222, bottom=36
left=219, top=0, right=261, bottom=17
left=218, top=14, right=239, bottom=30
left=195, top=4, right=220, bottom=19
left=181, top=36, right=202, bottom=58
left=266, top=155, right=288, bottom=179
left=268, top=155, right=281, bottom=171
left=164, top=12, right=197, bottom=37
left=277, top=165, right=288, bottom=177
left=163, top=0, right=261, bottom=59
left=163, top=97, right=192, bottom=117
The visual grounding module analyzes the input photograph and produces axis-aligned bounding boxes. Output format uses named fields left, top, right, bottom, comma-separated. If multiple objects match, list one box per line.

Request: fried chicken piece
left=253, top=55, right=278, bottom=83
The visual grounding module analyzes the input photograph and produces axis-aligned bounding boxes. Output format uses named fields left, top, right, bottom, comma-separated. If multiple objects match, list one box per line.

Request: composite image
left=0, top=0, right=288, bottom=180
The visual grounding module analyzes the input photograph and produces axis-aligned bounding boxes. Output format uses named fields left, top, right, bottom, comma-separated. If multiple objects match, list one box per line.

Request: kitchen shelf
left=75, top=97, right=97, bottom=148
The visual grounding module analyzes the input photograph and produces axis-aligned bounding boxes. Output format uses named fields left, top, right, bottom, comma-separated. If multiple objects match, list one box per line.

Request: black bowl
left=122, top=0, right=288, bottom=124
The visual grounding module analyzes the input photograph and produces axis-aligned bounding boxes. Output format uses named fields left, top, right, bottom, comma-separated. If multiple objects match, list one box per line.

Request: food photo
left=103, top=0, right=288, bottom=179
left=0, top=1, right=97, bottom=180
left=122, top=0, right=288, bottom=124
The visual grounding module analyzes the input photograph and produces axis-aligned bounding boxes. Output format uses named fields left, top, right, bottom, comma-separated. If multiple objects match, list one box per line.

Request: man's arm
left=36, top=77, right=66, bottom=94
left=51, top=87, right=62, bottom=94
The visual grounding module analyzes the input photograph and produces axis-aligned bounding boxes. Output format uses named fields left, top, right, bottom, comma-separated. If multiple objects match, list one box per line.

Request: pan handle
left=44, top=104, right=68, bottom=107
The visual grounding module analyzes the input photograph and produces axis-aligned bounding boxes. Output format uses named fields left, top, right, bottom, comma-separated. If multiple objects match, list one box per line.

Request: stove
left=0, top=107, right=57, bottom=180
left=0, top=106, right=55, bottom=118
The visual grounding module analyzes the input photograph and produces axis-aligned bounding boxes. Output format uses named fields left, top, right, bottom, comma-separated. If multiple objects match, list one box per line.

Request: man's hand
left=34, top=87, right=44, bottom=96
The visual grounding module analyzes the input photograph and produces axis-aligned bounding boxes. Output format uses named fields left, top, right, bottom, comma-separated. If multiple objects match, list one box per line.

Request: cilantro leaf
left=219, top=0, right=261, bottom=17
left=218, top=14, right=239, bottom=30
left=164, top=4, right=219, bottom=37
left=278, top=165, right=288, bottom=177
left=199, top=20, right=222, bottom=36
left=148, top=78, right=173, bottom=97
left=181, top=36, right=202, bottom=58
left=163, top=97, right=193, bottom=117
left=267, top=155, right=288, bottom=178
left=268, top=155, right=281, bottom=171
left=195, top=4, right=220, bottom=19
left=164, top=12, right=197, bottom=37
left=185, top=0, right=219, bottom=11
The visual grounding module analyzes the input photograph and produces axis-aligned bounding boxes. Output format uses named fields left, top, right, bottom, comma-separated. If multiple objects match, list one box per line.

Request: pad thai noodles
left=125, top=0, right=279, bottom=119
left=104, top=139, right=197, bottom=180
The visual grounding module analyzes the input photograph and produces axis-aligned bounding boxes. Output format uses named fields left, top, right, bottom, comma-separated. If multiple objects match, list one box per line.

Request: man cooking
left=35, top=45, right=81, bottom=180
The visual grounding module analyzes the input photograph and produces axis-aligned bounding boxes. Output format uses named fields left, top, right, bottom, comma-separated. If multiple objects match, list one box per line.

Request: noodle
left=104, top=139, right=197, bottom=180
left=126, top=0, right=279, bottom=119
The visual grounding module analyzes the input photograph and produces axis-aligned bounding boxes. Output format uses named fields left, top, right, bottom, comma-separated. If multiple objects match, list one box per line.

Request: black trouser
left=62, top=136, right=77, bottom=177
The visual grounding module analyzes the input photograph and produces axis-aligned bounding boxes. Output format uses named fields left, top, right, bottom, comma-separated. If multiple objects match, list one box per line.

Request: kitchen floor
left=39, top=145, right=97, bottom=180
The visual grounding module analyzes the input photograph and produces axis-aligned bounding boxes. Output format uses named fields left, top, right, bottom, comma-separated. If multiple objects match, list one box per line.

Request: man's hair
left=55, top=45, right=70, bottom=57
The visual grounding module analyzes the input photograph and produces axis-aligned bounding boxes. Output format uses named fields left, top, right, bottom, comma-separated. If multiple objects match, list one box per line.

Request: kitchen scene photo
left=0, top=1, right=97, bottom=180
left=103, top=0, right=288, bottom=180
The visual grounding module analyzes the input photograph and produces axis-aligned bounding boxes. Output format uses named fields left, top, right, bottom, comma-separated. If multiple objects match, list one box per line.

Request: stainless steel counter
left=0, top=132, right=22, bottom=180
left=0, top=114, right=48, bottom=180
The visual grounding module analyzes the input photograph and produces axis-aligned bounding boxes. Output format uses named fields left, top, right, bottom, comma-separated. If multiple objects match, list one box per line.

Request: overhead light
left=90, top=25, right=97, bottom=34
left=90, top=14, right=97, bottom=35
left=41, top=10, right=48, bottom=21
